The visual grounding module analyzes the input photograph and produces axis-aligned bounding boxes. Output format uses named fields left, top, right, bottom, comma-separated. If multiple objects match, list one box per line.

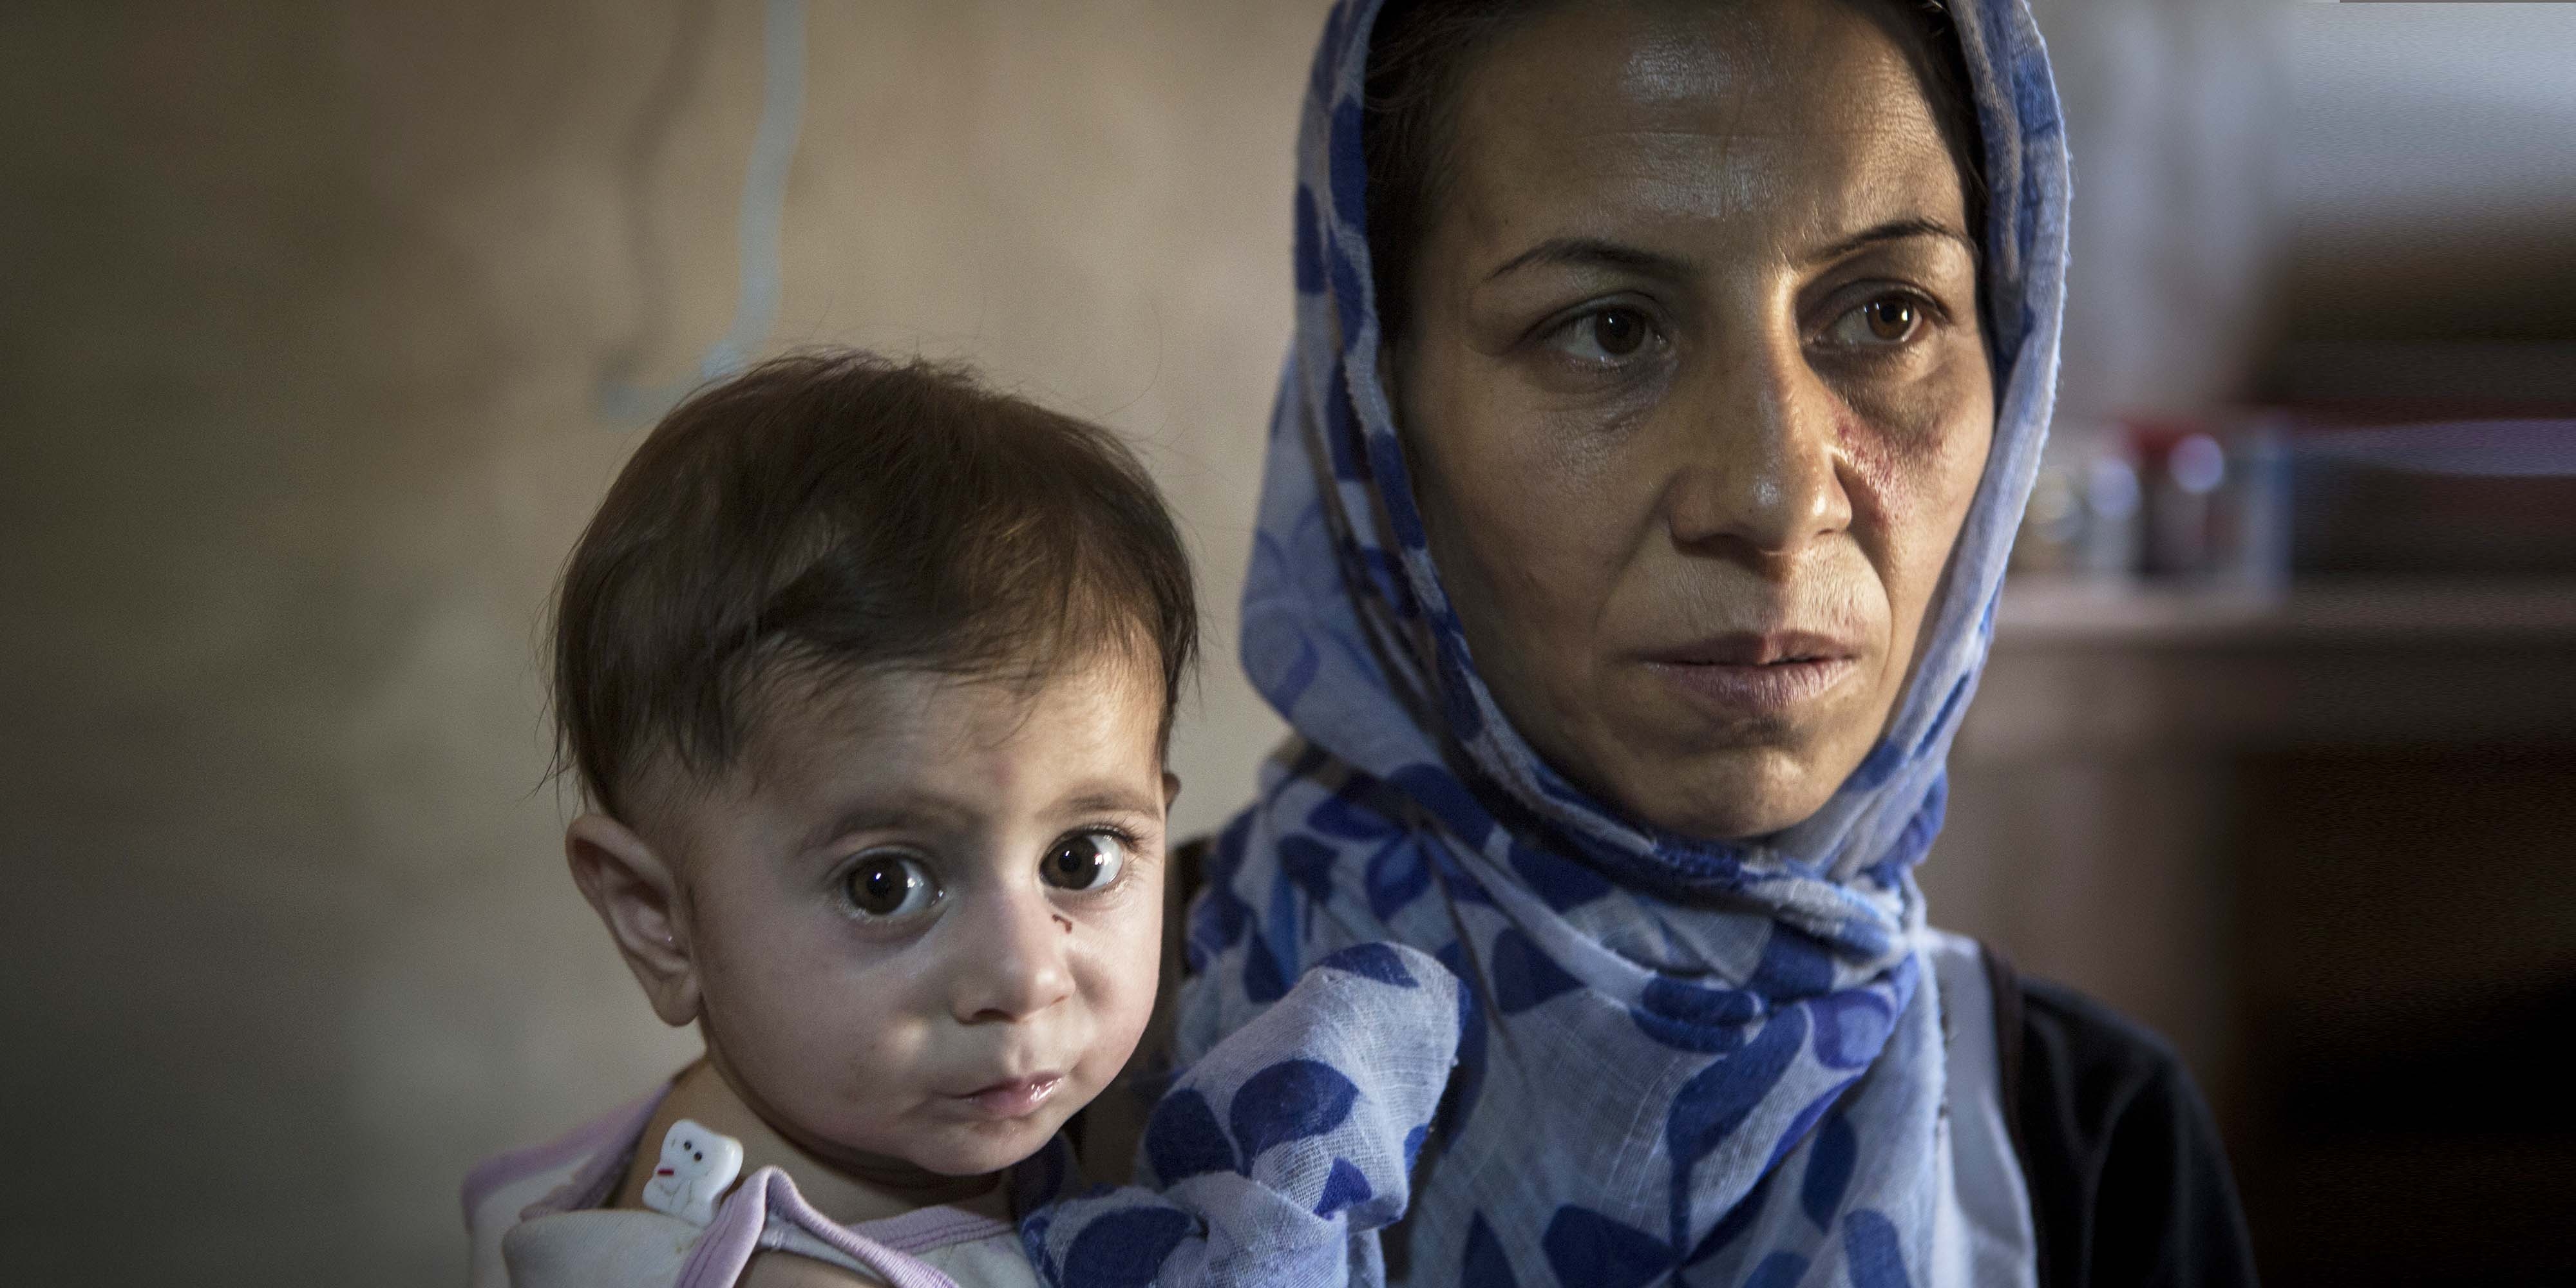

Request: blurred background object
left=2, top=1, right=2570, bottom=1283
left=1946, top=5, right=2576, bottom=1283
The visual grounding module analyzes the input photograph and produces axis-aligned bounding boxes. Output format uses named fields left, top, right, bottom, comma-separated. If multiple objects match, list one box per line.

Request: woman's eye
left=1823, top=294, right=1927, bottom=348
left=1544, top=306, right=1658, bottom=365
left=1039, top=832, right=1128, bottom=893
left=843, top=853, right=938, bottom=918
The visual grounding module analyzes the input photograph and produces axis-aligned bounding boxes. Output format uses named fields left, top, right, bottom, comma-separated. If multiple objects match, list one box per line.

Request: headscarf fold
left=1177, top=0, right=2069, bottom=1282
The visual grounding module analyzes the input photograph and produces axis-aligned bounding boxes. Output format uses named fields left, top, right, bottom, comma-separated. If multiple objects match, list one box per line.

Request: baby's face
left=660, top=658, right=1169, bottom=1179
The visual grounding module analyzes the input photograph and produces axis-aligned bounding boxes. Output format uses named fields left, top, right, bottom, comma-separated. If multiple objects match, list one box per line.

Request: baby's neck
left=614, top=1059, right=1013, bottom=1227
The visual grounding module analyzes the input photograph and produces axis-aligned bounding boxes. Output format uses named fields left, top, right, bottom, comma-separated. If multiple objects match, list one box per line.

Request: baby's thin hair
left=549, top=350, right=1198, bottom=820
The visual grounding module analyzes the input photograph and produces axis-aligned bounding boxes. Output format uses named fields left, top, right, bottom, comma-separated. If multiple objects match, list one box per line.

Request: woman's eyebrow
left=1801, top=216, right=1976, bottom=266
left=1484, top=236, right=1695, bottom=284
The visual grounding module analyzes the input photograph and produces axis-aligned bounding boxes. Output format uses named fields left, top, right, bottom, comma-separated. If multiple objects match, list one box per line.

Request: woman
left=1174, top=0, right=2256, bottom=1285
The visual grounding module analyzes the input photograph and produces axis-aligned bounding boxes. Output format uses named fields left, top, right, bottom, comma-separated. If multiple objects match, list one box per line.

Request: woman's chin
left=1549, top=679, right=1877, bottom=841
left=1590, top=737, right=1859, bottom=844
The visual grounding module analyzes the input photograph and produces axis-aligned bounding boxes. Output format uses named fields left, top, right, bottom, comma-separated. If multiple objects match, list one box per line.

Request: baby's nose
left=947, top=889, right=1074, bottom=1024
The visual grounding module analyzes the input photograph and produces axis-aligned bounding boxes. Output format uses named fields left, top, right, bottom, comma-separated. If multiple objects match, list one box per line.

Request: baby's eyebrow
left=789, top=782, right=1159, bottom=854
left=1056, top=786, right=1162, bottom=819
left=792, top=794, right=966, bottom=853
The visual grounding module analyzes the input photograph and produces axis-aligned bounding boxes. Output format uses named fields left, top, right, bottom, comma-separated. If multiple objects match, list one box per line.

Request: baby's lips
left=958, top=1072, right=1065, bottom=1119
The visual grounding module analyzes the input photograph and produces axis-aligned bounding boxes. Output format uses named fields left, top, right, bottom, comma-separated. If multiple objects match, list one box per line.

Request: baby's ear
left=565, top=813, right=701, bottom=1027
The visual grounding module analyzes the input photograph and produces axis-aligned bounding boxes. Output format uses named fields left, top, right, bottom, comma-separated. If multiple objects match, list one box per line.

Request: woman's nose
left=945, top=887, right=1074, bottom=1025
left=1661, top=333, right=1852, bottom=560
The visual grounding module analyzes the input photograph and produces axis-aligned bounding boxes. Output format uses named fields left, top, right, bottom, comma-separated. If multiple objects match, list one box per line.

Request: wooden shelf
left=1994, top=575, right=2576, bottom=647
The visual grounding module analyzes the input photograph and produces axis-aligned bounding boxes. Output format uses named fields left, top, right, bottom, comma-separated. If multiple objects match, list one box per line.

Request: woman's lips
left=1647, top=656, right=1857, bottom=717
left=954, top=1074, right=1063, bottom=1120
left=1641, top=632, right=1862, bottom=719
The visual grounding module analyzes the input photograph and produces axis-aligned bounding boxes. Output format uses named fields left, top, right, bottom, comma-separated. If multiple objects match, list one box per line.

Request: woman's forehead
left=1438, top=0, right=1965, bottom=260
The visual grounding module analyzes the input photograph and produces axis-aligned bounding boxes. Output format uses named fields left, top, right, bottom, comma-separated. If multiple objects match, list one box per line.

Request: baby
left=464, top=352, right=1458, bottom=1288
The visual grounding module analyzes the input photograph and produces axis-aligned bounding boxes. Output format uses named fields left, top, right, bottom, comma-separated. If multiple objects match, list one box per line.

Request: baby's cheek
left=747, top=958, right=923, bottom=1102
left=1076, top=918, right=1162, bottom=1061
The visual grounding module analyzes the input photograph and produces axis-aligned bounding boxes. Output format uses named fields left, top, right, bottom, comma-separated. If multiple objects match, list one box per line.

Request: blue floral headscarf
left=1175, top=0, right=2069, bottom=1283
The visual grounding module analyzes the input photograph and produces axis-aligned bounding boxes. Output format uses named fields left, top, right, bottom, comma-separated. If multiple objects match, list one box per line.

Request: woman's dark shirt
left=1993, top=951, right=2260, bottom=1288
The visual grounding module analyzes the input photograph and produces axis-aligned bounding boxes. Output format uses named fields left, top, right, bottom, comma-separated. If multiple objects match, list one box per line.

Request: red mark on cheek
left=1835, top=406, right=1950, bottom=529
left=1837, top=411, right=1904, bottom=531
left=1835, top=411, right=1896, bottom=495
left=1054, top=914, right=1073, bottom=933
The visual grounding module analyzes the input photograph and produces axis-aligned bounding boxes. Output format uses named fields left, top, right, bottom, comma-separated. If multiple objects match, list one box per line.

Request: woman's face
left=1395, top=0, right=1993, bottom=841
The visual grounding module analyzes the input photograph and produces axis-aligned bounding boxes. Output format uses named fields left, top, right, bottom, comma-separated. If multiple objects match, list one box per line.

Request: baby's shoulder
left=498, top=1208, right=701, bottom=1287
left=464, top=1089, right=668, bottom=1288
left=491, top=1206, right=1033, bottom=1288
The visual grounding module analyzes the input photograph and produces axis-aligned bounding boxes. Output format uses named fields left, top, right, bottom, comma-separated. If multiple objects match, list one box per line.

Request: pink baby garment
left=462, top=1084, right=1034, bottom=1288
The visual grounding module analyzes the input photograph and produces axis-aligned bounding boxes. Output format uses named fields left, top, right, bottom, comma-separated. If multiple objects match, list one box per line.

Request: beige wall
left=3, top=2, right=1315, bottom=1278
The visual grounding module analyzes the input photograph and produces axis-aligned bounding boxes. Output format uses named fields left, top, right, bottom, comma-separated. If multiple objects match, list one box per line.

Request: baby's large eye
left=843, top=853, right=939, bottom=918
left=1822, top=292, right=1929, bottom=349
left=1543, top=305, right=1660, bottom=365
left=1039, top=832, right=1128, bottom=893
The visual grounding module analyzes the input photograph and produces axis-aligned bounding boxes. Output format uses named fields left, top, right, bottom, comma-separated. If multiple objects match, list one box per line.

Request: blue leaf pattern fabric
left=1169, top=0, right=2070, bottom=1284
left=1144, top=1089, right=1237, bottom=1186
left=1801, top=1114, right=1861, bottom=1230
left=1459, top=1215, right=1520, bottom=1288
left=1063, top=1209, right=1197, bottom=1288
left=1316, top=1160, right=1373, bottom=1218
left=1019, top=943, right=1463, bottom=1287
left=1542, top=1207, right=1671, bottom=1288
left=1231, top=1060, right=1361, bottom=1162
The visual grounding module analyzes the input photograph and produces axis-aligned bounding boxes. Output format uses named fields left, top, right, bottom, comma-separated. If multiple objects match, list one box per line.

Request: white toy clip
left=641, top=1118, right=745, bottom=1226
